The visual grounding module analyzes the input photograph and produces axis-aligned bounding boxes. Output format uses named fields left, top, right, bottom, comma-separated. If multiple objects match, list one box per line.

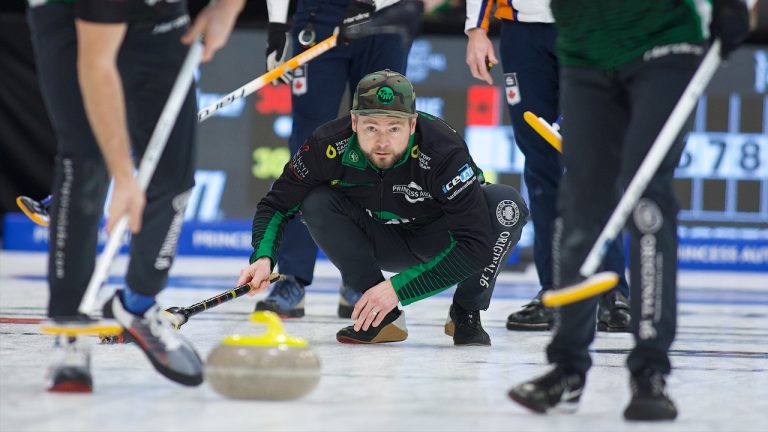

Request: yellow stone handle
left=222, top=311, right=308, bottom=347
left=249, top=311, right=286, bottom=338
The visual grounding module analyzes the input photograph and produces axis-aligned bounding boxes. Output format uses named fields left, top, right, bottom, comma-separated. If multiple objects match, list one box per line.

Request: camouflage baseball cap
left=351, top=69, right=416, bottom=118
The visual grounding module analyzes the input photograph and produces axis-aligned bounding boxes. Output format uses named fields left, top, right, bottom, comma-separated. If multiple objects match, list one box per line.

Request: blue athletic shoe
left=338, top=285, right=363, bottom=318
left=255, top=276, right=305, bottom=318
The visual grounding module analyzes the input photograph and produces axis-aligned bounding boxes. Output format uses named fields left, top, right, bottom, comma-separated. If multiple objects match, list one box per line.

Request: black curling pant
left=546, top=49, right=702, bottom=375
left=28, top=4, right=197, bottom=318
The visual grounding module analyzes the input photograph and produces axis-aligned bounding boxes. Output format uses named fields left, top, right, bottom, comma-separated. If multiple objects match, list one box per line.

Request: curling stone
left=205, top=311, right=320, bottom=400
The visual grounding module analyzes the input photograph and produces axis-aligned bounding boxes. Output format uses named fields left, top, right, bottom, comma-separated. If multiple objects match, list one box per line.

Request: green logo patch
left=376, top=86, right=395, bottom=104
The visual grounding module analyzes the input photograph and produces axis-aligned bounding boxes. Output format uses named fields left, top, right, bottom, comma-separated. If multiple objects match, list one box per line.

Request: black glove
left=266, top=22, right=291, bottom=85
left=369, top=0, right=423, bottom=48
left=336, top=0, right=375, bottom=45
left=710, top=0, right=750, bottom=59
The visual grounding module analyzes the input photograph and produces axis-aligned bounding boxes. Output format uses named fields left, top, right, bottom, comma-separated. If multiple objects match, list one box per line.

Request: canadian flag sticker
left=504, top=73, right=521, bottom=106
left=292, top=64, right=308, bottom=96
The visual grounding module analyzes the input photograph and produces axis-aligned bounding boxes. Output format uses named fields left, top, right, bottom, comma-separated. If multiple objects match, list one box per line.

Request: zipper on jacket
left=378, top=169, right=385, bottom=220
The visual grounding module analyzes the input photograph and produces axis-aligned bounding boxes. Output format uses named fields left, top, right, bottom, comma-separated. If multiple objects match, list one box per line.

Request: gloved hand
left=266, top=22, right=291, bottom=85
left=710, top=0, right=750, bottom=59
left=336, top=0, right=375, bottom=45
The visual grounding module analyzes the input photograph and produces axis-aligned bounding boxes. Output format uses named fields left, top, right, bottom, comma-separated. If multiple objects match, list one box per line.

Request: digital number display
left=678, top=132, right=767, bottom=179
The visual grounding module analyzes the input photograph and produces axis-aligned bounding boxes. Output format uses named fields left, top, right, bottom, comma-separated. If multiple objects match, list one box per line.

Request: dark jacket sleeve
left=249, top=137, right=327, bottom=266
left=390, top=147, right=492, bottom=305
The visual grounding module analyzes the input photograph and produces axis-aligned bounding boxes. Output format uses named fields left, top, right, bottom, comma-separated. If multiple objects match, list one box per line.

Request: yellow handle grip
left=222, top=311, right=308, bottom=348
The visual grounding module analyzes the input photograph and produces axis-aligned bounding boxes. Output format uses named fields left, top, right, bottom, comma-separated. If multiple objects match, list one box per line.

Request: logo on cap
left=377, top=87, right=395, bottom=104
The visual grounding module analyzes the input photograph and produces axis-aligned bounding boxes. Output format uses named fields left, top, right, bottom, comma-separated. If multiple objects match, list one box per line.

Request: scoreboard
left=675, top=96, right=767, bottom=224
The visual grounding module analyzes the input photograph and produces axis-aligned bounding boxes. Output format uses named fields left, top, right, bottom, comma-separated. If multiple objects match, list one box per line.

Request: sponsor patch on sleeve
left=441, top=163, right=476, bottom=200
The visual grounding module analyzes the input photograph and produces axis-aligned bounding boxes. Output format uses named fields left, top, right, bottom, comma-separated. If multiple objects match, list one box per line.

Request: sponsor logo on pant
left=480, top=231, right=511, bottom=288
left=155, top=190, right=191, bottom=270
left=54, top=158, right=74, bottom=279
left=634, top=198, right=663, bottom=340
left=639, top=234, right=660, bottom=340
left=495, top=200, right=520, bottom=227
